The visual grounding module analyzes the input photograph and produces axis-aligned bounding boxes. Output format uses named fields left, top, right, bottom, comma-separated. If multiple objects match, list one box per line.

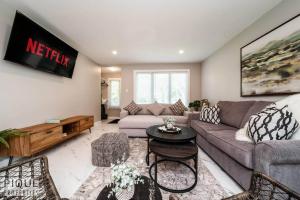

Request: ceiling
left=2, top=0, right=282, bottom=65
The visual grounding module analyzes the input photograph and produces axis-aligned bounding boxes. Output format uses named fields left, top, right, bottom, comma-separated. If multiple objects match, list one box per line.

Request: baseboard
left=94, top=121, right=102, bottom=126
left=107, top=116, right=120, bottom=120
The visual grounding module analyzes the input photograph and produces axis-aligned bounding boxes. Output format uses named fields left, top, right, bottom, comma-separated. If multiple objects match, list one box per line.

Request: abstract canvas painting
left=241, top=14, right=300, bottom=96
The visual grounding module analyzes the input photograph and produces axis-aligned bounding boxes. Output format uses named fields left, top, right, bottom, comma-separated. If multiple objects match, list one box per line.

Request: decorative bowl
left=158, top=126, right=181, bottom=134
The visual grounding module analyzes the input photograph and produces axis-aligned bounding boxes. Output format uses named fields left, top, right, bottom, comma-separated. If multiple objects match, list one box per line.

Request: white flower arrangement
left=164, top=117, right=176, bottom=129
left=164, top=117, right=176, bottom=125
left=108, top=156, right=144, bottom=198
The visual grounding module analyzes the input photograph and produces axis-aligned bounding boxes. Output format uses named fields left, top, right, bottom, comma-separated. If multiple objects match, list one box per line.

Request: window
left=108, top=78, right=121, bottom=108
left=134, top=70, right=189, bottom=105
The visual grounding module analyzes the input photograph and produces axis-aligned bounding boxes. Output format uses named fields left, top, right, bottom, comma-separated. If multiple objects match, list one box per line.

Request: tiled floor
left=0, top=121, right=242, bottom=198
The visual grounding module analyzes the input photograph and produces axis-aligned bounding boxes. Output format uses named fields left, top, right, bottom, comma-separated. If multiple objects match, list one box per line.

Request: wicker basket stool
left=222, top=172, right=300, bottom=200
left=0, top=156, right=67, bottom=200
left=91, top=132, right=129, bottom=167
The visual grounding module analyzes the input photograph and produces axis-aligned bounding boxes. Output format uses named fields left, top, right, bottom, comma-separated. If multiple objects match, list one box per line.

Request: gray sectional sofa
left=119, top=103, right=190, bottom=137
left=189, top=101, right=300, bottom=193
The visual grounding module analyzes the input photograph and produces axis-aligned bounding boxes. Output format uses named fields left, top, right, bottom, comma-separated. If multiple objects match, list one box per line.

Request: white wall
left=0, top=4, right=101, bottom=130
left=120, top=63, right=201, bottom=107
left=201, top=0, right=300, bottom=104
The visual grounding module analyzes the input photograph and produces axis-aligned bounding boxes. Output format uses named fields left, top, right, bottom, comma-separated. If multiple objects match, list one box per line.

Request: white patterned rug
left=71, top=138, right=229, bottom=200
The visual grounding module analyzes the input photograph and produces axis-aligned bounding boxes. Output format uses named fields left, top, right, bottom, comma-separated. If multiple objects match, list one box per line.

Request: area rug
left=71, top=138, right=229, bottom=200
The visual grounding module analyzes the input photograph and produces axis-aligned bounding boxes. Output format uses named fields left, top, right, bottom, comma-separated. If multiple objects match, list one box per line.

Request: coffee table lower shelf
left=148, top=140, right=198, bottom=193
left=149, top=159, right=198, bottom=193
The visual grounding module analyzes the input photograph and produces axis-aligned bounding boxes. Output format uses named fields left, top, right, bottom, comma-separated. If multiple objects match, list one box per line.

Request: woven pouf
left=91, top=132, right=129, bottom=167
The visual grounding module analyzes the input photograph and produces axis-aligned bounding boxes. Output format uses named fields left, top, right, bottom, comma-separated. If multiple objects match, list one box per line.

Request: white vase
left=115, top=186, right=135, bottom=200
left=166, top=123, right=174, bottom=129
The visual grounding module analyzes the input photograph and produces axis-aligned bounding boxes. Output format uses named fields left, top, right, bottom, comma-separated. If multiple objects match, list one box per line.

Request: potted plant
left=108, top=157, right=144, bottom=200
left=188, top=100, right=201, bottom=111
left=188, top=102, right=195, bottom=111
left=193, top=100, right=201, bottom=111
left=0, top=129, right=25, bottom=148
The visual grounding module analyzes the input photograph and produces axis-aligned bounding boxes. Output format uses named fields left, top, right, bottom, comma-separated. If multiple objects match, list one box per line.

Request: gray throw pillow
left=147, top=103, right=165, bottom=116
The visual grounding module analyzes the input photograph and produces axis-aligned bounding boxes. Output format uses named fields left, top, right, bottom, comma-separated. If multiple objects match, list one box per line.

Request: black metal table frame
left=146, top=133, right=198, bottom=193
left=146, top=135, right=196, bottom=166
left=148, top=150, right=198, bottom=193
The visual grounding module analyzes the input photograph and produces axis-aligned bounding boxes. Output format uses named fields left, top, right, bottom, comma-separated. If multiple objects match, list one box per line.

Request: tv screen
left=4, top=11, right=78, bottom=78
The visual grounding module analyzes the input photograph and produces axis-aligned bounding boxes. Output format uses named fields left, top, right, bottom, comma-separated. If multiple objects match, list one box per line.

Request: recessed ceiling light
left=112, top=50, right=118, bottom=55
left=179, top=50, right=184, bottom=54
left=109, top=66, right=119, bottom=72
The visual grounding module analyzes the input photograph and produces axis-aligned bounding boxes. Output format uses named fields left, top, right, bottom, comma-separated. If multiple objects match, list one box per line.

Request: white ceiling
left=2, top=0, right=282, bottom=65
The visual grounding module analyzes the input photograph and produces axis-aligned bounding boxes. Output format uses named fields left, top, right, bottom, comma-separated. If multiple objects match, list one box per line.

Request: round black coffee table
left=146, top=125, right=197, bottom=143
left=146, top=125, right=197, bottom=165
left=146, top=125, right=198, bottom=193
left=97, top=176, right=162, bottom=200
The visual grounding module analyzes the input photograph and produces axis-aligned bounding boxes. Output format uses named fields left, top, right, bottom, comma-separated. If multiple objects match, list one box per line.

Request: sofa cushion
left=118, top=115, right=163, bottom=129
left=240, top=101, right=272, bottom=128
left=206, top=130, right=255, bottom=169
left=191, top=120, right=237, bottom=138
left=147, top=102, right=165, bottom=116
left=160, top=104, right=174, bottom=115
left=159, top=115, right=188, bottom=125
left=218, top=101, right=255, bottom=128
left=135, top=104, right=153, bottom=115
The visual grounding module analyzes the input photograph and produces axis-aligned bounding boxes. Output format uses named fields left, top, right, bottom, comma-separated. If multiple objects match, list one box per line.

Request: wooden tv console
left=0, top=115, right=94, bottom=157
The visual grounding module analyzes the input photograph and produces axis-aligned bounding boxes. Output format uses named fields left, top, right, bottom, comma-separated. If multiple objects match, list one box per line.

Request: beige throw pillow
left=123, top=101, right=142, bottom=115
left=147, top=103, right=165, bottom=116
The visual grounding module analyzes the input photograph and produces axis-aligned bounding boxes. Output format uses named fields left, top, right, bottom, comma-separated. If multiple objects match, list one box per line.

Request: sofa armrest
left=254, top=140, right=300, bottom=192
left=186, top=112, right=199, bottom=127
left=183, top=111, right=192, bottom=117
left=255, top=140, right=300, bottom=169
left=120, top=110, right=129, bottom=119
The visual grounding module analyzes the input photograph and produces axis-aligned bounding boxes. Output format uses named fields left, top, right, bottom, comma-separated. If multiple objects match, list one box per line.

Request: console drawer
left=80, top=116, right=94, bottom=131
left=30, top=126, right=63, bottom=153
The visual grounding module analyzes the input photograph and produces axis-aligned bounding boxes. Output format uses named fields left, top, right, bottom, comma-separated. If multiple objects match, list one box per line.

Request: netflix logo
left=4, top=11, right=78, bottom=78
left=26, top=38, right=70, bottom=68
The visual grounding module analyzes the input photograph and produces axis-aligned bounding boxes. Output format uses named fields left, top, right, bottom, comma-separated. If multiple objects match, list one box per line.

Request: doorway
left=101, top=67, right=122, bottom=121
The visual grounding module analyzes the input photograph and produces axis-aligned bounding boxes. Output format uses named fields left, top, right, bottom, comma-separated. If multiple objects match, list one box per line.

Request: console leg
left=89, top=128, right=91, bottom=133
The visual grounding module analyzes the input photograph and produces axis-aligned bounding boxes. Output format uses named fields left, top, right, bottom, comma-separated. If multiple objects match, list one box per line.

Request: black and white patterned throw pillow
left=199, top=105, right=220, bottom=124
left=247, top=104, right=299, bottom=144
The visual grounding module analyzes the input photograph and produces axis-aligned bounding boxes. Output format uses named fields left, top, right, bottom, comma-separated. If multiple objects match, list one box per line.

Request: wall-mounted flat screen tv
left=4, top=11, right=78, bottom=78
